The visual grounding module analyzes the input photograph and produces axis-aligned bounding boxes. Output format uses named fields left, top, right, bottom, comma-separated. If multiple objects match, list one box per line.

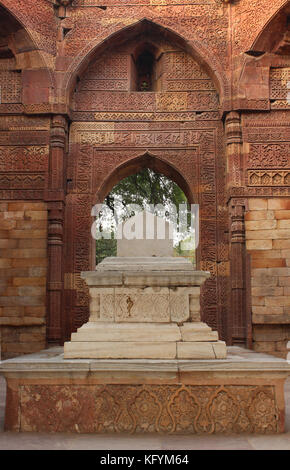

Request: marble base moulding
left=1, top=346, right=290, bottom=434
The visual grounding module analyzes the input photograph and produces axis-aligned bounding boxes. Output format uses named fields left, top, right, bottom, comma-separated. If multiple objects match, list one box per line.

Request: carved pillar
left=229, top=201, right=249, bottom=345
left=225, top=111, right=243, bottom=188
left=45, top=115, right=68, bottom=344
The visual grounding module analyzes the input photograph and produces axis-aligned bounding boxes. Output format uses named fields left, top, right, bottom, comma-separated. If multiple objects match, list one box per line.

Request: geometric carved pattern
left=0, top=70, right=21, bottom=103
left=164, top=52, right=209, bottom=79
left=0, top=146, right=49, bottom=171
left=87, top=54, right=129, bottom=80
left=19, top=384, right=279, bottom=434
left=0, top=173, right=45, bottom=189
left=248, top=169, right=290, bottom=186
left=247, top=144, right=290, bottom=168
left=270, top=68, right=290, bottom=109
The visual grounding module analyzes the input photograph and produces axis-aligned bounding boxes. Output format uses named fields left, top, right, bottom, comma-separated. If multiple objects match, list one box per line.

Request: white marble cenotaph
left=64, top=211, right=226, bottom=359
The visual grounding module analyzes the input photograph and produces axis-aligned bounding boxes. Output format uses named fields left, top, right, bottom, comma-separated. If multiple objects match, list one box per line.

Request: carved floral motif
left=19, top=384, right=280, bottom=434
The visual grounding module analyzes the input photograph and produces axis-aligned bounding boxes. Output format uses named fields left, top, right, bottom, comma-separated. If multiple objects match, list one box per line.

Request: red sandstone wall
left=0, top=0, right=289, bottom=357
left=0, top=202, right=47, bottom=359
left=246, top=199, right=290, bottom=357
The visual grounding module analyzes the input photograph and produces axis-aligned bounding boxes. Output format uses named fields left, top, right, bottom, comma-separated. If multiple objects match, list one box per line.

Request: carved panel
left=270, top=68, right=290, bottom=109
left=247, top=170, right=290, bottom=186
left=19, top=384, right=280, bottom=434
left=0, top=146, right=49, bottom=172
left=86, top=54, right=130, bottom=80
left=75, top=91, right=155, bottom=112
left=243, top=128, right=290, bottom=143
left=187, top=92, right=219, bottom=111
left=164, top=52, right=210, bottom=80
left=0, top=131, right=49, bottom=146
left=72, top=0, right=219, bottom=4
left=247, top=144, right=290, bottom=168
left=0, top=70, right=21, bottom=103
left=79, top=80, right=129, bottom=91
left=0, top=116, right=50, bottom=131
left=156, top=93, right=187, bottom=112
left=114, top=289, right=170, bottom=322
left=0, top=173, right=45, bottom=189
left=164, top=79, right=215, bottom=92
left=71, top=111, right=220, bottom=122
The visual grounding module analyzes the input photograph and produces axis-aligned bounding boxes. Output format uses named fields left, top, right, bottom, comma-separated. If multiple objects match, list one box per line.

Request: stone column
left=45, top=115, right=68, bottom=344
left=229, top=201, right=248, bottom=345
left=225, top=111, right=243, bottom=188
left=225, top=111, right=250, bottom=345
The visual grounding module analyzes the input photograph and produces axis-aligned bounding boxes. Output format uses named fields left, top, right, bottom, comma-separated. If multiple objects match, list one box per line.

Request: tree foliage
left=105, top=168, right=187, bottom=212
left=96, top=169, right=194, bottom=265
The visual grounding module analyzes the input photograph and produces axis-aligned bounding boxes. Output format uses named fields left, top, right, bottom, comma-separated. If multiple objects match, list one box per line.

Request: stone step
left=71, top=322, right=182, bottom=342
left=64, top=340, right=227, bottom=360
left=64, top=341, right=177, bottom=359
left=180, top=323, right=219, bottom=341
left=177, top=341, right=227, bottom=359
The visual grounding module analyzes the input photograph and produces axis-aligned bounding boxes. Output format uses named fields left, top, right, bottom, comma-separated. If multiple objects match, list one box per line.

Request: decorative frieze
left=248, top=170, right=290, bottom=186
left=16, top=383, right=281, bottom=434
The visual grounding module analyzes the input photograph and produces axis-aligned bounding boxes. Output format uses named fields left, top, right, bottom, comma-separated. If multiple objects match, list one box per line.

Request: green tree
left=96, top=168, right=194, bottom=264
left=95, top=235, right=117, bottom=266
left=105, top=168, right=187, bottom=212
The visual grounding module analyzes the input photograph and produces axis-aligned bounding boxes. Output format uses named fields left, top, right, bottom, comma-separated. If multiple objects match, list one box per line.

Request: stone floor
left=0, top=373, right=290, bottom=450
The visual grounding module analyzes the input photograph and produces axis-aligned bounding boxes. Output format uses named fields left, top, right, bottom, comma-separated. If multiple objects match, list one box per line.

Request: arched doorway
left=94, top=163, right=195, bottom=266
left=64, top=21, right=228, bottom=344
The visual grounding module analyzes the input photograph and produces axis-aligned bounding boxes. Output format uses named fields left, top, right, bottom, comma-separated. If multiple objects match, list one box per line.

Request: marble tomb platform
left=1, top=212, right=290, bottom=434
left=1, top=346, right=290, bottom=433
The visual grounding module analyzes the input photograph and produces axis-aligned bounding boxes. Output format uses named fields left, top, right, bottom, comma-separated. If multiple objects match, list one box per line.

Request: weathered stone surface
left=180, top=322, right=218, bottom=341
left=71, top=322, right=182, bottom=342
left=177, top=342, right=215, bottom=359
left=64, top=341, right=177, bottom=359
left=247, top=199, right=290, bottom=357
left=0, top=201, right=47, bottom=359
left=212, top=341, right=227, bottom=359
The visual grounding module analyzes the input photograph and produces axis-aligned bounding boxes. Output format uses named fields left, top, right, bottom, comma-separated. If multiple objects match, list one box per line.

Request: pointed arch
left=95, top=152, right=195, bottom=205
left=251, top=0, right=290, bottom=53
left=0, top=2, right=54, bottom=89
left=63, top=18, right=229, bottom=111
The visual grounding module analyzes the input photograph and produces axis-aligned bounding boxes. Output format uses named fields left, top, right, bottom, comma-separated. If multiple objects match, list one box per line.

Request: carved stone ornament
left=55, top=0, right=73, bottom=18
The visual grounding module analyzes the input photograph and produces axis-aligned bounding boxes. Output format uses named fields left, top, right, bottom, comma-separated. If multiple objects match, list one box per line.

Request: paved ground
left=0, top=374, right=290, bottom=450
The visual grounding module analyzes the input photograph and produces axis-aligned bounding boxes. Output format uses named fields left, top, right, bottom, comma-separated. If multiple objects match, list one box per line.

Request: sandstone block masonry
left=0, top=202, right=47, bottom=359
left=246, top=198, right=290, bottom=358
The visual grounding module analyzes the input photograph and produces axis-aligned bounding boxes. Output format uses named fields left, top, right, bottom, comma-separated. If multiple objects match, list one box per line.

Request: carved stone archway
left=96, top=152, right=196, bottom=205
left=62, top=20, right=230, bottom=344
